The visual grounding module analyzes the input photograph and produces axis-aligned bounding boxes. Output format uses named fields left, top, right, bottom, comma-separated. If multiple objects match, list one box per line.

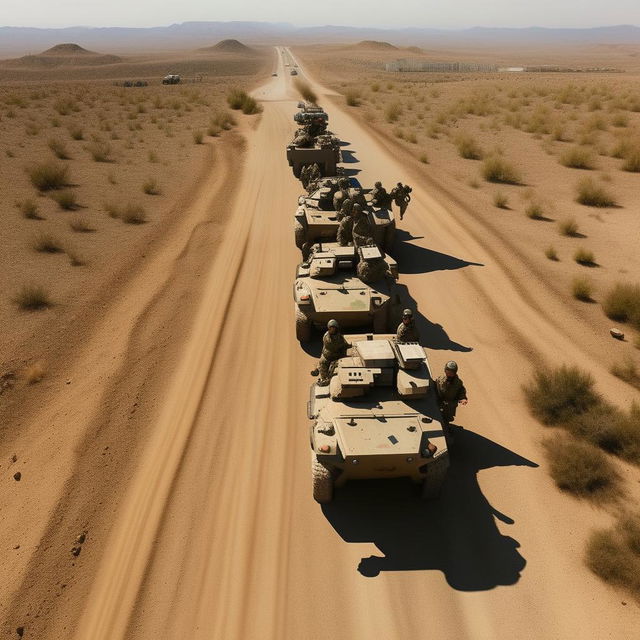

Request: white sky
left=2, top=0, right=639, bottom=29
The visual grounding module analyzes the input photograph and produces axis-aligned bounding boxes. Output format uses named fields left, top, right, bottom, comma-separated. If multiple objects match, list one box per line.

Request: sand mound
left=2, top=43, right=122, bottom=67
left=199, top=39, right=255, bottom=54
left=353, top=40, right=398, bottom=51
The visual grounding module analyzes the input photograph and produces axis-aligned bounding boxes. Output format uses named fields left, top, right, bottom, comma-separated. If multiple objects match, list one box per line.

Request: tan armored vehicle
left=287, top=133, right=340, bottom=178
left=294, top=182, right=396, bottom=254
left=293, top=243, right=400, bottom=342
left=308, top=334, right=450, bottom=502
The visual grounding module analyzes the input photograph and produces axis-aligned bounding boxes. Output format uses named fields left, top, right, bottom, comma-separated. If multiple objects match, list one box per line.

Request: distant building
left=385, top=59, right=498, bottom=73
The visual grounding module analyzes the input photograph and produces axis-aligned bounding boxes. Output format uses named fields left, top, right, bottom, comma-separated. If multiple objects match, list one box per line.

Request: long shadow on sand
left=394, top=229, right=484, bottom=275
left=340, top=149, right=359, bottom=164
left=322, top=426, right=538, bottom=590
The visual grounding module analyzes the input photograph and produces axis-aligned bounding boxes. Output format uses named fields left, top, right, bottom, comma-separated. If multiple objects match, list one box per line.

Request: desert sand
left=1, top=42, right=639, bottom=640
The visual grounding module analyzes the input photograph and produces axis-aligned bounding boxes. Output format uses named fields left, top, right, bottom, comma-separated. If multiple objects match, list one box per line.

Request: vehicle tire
left=312, top=452, right=333, bottom=503
left=295, top=305, right=312, bottom=342
left=383, top=220, right=396, bottom=254
left=294, top=220, right=306, bottom=249
left=293, top=165, right=301, bottom=178
left=421, top=460, right=447, bottom=500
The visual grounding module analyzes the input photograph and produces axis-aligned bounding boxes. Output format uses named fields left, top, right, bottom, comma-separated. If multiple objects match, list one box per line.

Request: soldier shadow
left=394, top=283, right=472, bottom=352
left=322, top=426, right=538, bottom=590
left=342, top=167, right=362, bottom=177
left=394, top=229, right=484, bottom=275
left=340, top=149, right=359, bottom=164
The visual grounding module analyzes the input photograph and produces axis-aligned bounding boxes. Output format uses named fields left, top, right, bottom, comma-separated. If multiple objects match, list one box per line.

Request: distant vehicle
left=290, top=69, right=298, bottom=76
left=162, top=74, right=181, bottom=85
left=272, top=72, right=278, bottom=76
left=285, top=62, right=290, bottom=67
left=122, top=80, right=148, bottom=87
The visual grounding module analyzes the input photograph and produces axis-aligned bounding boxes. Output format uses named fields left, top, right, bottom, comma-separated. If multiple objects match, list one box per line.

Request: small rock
left=75, top=533, right=86, bottom=545
left=65, top=379, right=71, bottom=385
left=16, top=627, right=24, bottom=637
left=622, top=601, right=627, bottom=606
left=13, top=545, right=20, bottom=550
left=11, top=454, right=17, bottom=463
left=13, top=472, right=21, bottom=481
left=71, top=546, right=81, bottom=557
left=610, top=328, right=625, bottom=340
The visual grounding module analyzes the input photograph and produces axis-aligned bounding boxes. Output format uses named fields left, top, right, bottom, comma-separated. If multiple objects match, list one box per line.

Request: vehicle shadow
left=322, top=426, right=538, bottom=590
left=394, top=283, right=472, bottom=352
left=393, top=229, right=484, bottom=275
left=340, top=149, right=359, bottom=164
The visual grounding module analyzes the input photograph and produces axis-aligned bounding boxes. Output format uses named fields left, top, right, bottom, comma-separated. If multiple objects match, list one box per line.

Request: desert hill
left=2, top=42, right=121, bottom=67
left=353, top=40, right=398, bottom=50
left=199, top=39, right=255, bottom=54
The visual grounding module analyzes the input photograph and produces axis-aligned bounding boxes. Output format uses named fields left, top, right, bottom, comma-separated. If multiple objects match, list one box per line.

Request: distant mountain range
left=1, top=22, right=640, bottom=56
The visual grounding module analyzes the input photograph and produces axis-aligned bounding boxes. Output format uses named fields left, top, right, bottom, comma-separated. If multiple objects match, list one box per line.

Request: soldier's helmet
left=327, top=319, right=339, bottom=330
left=445, top=361, right=458, bottom=372
left=375, top=181, right=382, bottom=188
left=353, top=203, right=362, bottom=211
left=402, top=308, right=413, bottom=317
left=397, top=182, right=403, bottom=187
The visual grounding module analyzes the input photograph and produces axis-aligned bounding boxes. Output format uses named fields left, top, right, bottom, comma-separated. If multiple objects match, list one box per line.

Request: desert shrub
left=193, top=130, right=204, bottom=144
left=455, top=133, right=483, bottom=160
left=226, top=89, right=261, bottom=114
left=32, top=233, right=63, bottom=253
left=345, top=90, right=361, bottom=107
left=142, top=178, right=160, bottom=195
left=621, top=149, right=640, bottom=172
left=68, top=125, right=84, bottom=140
left=523, top=365, right=600, bottom=425
left=612, top=112, right=629, bottom=127
left=69, top=216, right=93, bottom=233
left=51, top=190, right=78, bottom=210
left=602, top=282, right=640, bottom=328
left=17, top=199, right=40, bottom=219
left=207, top=123, right=221, bottom=137
left=22, top=362, right=46, bottom=384
left=104, top=202, right=121, bottom=218
left=66, top=246, right=86, bottom=266
left=13, top=285, right=52, bottom=311
left=611, top=357, right=640, bottom=390
left=211, top=110, right=236, bottom=130
left=29, top=162, right=69, bottom=191
left=48, top=138, right=70, bottom=160
left=572, top=276, right=593, bottom=301
left=558, top=217, right=579, bottom=236
left=419, top=153, right=428, bottom=164
left=560, top=146, right=596, bottom=170
left=576, top=177, right=616, bottom=207
left=54, top=98, right=79, bottom=115
left=574, top=247, right=596, bottom=266
left=482, top=155, right=521, bottom=184
left=122, top=203, right=147, bottom=224
left=385, top=102, right=402, bottom=123
left=87, top=137, right=112, bottom=162
left=371, top=82, right=380, bottom=92
left=294, top=80, right=317, bottom=104
left=543, top=436, right=621, bottom=500
left=587, top=515, right=640, bottom=597
left=493, top=192, right=508, bottom=208
left=525, top=202, right=545, bottom=219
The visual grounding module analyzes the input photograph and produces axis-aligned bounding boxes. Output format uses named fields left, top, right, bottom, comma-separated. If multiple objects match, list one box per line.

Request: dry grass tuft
left=32, top=233, right=63, bottom=253
left=22, top=361, right=46, bottom=384
left=576, top=177, right=616, bottom=207
left=545, top=246, right=558, bottom=261
left=28, top=162, right=69, bottom=191
left=87, top=137, right=113, bottom=162
left=482, top=155, right=521, bottom=184
left=560, top=146, right=596, bottom=170
left=572, top=276, right=593, bottom=301
left=611, top=357, right=640, bottom=390
left=192, top=130, right=204, bottom=144
left=48, top=138, right=71, bottom=160
left=17, top=199, right=41, bottom=220
left=51, top=190, right=79, bottom=210
left=142, top=178, right=161, bottom=195
left=525, top=202, right=545, bottom=219
left=455, top=133, right=483, bottom=160
left=12, top=285, right=52, bottom=311
left=558, top=217, right=580, bottom=237
left=227, top=89, right=261, bottom=115
left=574, top=247, right=596, bottom=266
left=121, top=203, right=147, bottom=224
left=69, top=216, right=94, bottom=233
left=602, top=282, right=640, bottom=329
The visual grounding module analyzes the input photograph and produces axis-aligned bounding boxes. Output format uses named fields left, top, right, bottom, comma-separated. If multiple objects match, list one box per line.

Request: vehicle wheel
left=294, top=220, right=306, bottom=249
left=295, top=305, right=312, bottom=342
left=383, top=221, right=396, bottom=254
left=312, top=452, right=333, bottom=503
left=421, top=461, right=447, bottom=500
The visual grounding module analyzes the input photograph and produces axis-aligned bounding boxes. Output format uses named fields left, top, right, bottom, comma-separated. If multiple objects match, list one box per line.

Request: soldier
left=332, top=178, right=350, bottom=212
left=307, top=163, right=322, bottom=186
left=435, top=361, right=468, bottom=424
left=391, top=182, right=412, bottom=220
left=315, top=319, right=352, bottom=386
left=371, top=181, right=390, bottom=208
left=357, top=252, right=388, bottom=283
left=337, top=196, right=353, bottom=221
left=350, top=186, right=367, bottom=209
left=336, top=209, right=354, bottom=246
left=396, top=308, right=420, bottom=343
left=352, top=203, right=374, bottom=248
left=300, top=164, right=311, bottom=189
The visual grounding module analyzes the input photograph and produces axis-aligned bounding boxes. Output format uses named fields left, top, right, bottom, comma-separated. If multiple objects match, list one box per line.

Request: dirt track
left=30, top=48, right=640, bottom=638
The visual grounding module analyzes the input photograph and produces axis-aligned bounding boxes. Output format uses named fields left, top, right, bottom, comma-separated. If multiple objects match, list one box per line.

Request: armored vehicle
left=291, top=69, right=298, bottom=76
left=162, top=74, right=181, bottom=85
left=293, top=102, right=329, bottom=130
left=293, top=243, right=400, bottom=342
left=308, top=334, right=449, bottom=503
left=294, top=182, right=396, bottom=254
left=286, top=134, right=341, bottom=178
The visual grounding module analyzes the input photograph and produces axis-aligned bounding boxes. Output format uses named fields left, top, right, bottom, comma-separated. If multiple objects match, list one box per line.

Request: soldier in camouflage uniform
left=336, top=209, right=354, bottom=246
left=337, top=197, right=353, bottom=221
left=332, top=178, right=351, bottom=212
left=300, top=164, right=311, bottom=189
left=350, top=186, right=367, bottom=209
left=352, top=204, right=374, bottom=248
left=435, top=361, right=468, bottom=424
left=390, top=182, right=412, bottom=220
left=315, top=319, right=352, bottom=386
left=307, top=163, right=322, bottom=186
left=371, top=181, right=391, bottom=208
left=357, top=252, right=388, bottom=283
left=396, top=308, right=420, bottom=343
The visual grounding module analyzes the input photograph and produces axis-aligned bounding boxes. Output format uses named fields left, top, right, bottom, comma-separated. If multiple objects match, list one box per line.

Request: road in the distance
left=74, top=47, right=638, bottom=640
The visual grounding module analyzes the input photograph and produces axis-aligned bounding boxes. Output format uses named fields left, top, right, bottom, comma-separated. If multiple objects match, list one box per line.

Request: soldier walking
left=390, top=182, right=412, bottom=220
left=435, top=361, right=468, bottom=425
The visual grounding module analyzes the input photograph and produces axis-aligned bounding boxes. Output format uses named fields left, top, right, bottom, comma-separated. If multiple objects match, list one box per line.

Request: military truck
left=162, top=74, right=181, bottom=85
left=293, top=102, right=329, bottom=130
left=286, top=135, right=341, bottom=179
left=308, top=334, right=449, bottom=503
left=294, top=182, right=396, bottom=254
left=293, top=243, right=400, bottom=342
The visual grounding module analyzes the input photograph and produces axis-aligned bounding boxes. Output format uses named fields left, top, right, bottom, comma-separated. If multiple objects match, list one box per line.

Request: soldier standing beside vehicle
left=371, top=181, right=391, bottom=208
left=336, top=209, right=354, bottom=246
left=396, top=308, right=420, bottom=343
left=351, top=204, right=374, bottom=248
left=333, top=178, right=350, bottom=212
left=435, top=361, right=468, bottom=424
left=391, top=182, right=412, bottom=220
left=315, top=320, right=351, bottom=386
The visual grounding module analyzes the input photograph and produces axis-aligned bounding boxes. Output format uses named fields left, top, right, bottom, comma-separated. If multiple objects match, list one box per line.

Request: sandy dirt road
left=73, top=48, right=640, bottom=639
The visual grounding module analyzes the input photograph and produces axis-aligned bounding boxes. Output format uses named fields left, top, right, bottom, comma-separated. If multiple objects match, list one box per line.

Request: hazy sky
left=2, top=0, right=640, bottom=29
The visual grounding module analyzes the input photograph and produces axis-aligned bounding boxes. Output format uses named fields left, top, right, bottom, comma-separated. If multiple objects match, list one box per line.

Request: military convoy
left=285, top=97, right=451, bottom=503
left=308, top=334, right=449, bottom=503
left=162, top=74, right=181, bottom=85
